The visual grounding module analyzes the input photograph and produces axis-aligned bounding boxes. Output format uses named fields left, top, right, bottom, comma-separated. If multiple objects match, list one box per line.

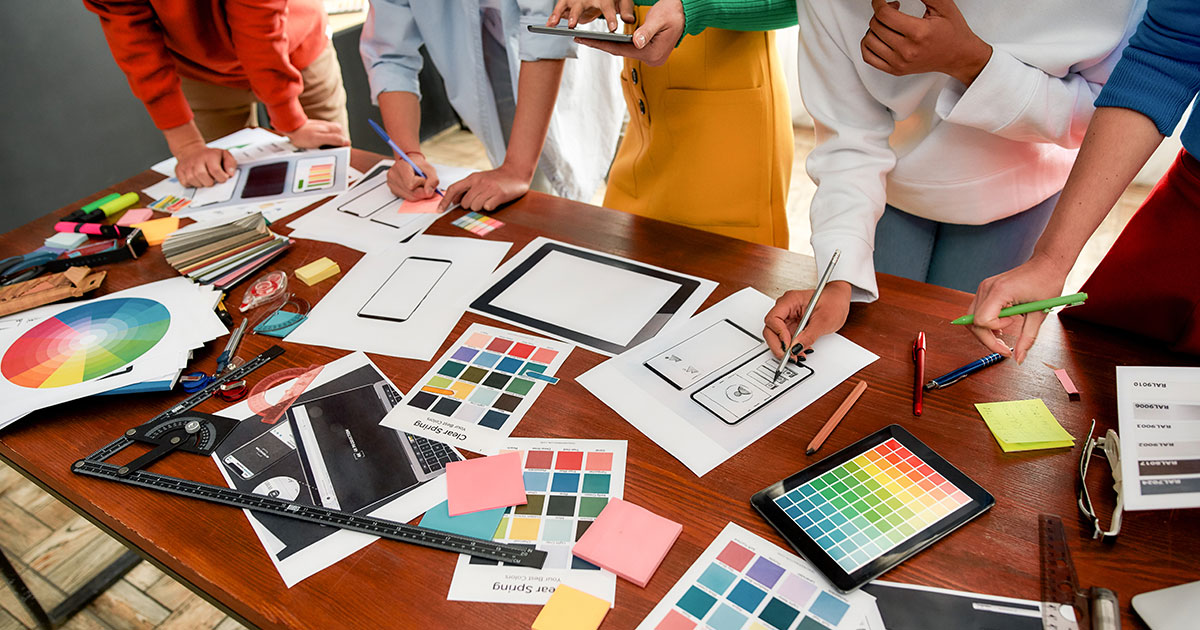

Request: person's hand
left=966, top=253, right=1072, bottom=364
left=860, top=0, right=992, bottom=85
left=283, top=119, right=350, bottom=149
left=762, top=281, right=853, bottom=360
left=548, top=0, right=634, bottom=31
left=174, top=144, right=237, bottom=188
left=438, top=164, right=530, bottom=212
left=386, top=153, right=440, bottom=201
left=574, top=0, right=683, bottom=67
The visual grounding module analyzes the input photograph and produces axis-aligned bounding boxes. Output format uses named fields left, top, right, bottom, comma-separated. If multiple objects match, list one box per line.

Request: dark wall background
left=0, top=8, right=458, bottom=237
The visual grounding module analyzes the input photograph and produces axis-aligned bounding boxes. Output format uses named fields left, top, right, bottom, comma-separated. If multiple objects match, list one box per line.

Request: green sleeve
left=634, top=0, right=798, bottom=36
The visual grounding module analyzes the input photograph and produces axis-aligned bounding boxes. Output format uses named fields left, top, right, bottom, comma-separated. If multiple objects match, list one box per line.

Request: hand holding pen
left=368, top=119, right=444, bottom=200
left=763, top=251, right=848, bottom=372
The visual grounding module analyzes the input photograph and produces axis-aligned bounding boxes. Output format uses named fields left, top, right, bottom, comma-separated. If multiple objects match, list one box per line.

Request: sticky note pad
left=572, top=497, right=682, bottom=587
left=975, top=399, right=1076, bottom=452
left=398, top=196, right=443, bottom=213
left=419, top=500, right=505, bottom=539
left=295, top=257, right=340, bottom=286
left=532, top=585, right=610, bottom=630
left=131, top=216, right=180, bottom=246
left=446, top=450, right=527, bottom=516
left=116, top=208, right=154, bottom=227
left=44, top=232, right=88, bottom=250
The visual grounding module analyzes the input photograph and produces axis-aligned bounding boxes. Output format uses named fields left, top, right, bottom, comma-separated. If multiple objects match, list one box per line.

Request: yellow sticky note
left=295, top=257, right=340, bottom=286
left=131, top=217, right=180, bottom=246
left=975, top=399, right=1075, bottom=452
left=532, top=585, right=610, bottom=630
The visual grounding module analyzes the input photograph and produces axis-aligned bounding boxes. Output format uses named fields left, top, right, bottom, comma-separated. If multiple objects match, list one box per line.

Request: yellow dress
left=604, top=6, right=793, bottom=248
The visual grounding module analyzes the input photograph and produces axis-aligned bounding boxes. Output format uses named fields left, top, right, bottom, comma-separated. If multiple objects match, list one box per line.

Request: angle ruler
left=73, top=346, right=547, bottom=569
left=1039, top=514, right=1120, bottom=630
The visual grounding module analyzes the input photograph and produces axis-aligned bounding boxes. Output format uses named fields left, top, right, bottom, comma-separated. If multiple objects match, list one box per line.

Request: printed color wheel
left=1, top=297, right=171, bottom=389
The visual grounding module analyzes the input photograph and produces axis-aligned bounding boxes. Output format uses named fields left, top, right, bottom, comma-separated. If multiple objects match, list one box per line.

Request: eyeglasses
left=1077, top=419, right=1123, bottom=540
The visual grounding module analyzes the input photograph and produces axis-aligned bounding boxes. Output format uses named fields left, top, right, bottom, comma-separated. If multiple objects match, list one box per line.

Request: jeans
left=872, top=191, right=1061, bottom=292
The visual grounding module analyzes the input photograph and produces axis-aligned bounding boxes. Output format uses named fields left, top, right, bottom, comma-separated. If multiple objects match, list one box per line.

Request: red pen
left=912, top=332, right=926, bottom=416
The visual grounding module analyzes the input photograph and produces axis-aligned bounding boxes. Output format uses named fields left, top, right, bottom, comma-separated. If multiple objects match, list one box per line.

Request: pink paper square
left=116, top=208, right=154, bottom=226
left=398, top=196, right=443, bottom=213
left=446, top=451, right=527, bottom=516
left=571, top=498, right=682, bottom=587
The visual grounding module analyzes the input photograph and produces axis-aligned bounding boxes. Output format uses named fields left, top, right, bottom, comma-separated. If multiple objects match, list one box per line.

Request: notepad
left=418, top=500, right=505, bottom=539
left=975, top=399, right=1075, bottom=452
left=445, top=450, right=527, bottom=516
left=295, top=257, right=340, bottom=286
left=572, top=497, right=682, bottom=587
left=532, top=585, right=610, bottom=630
left=131, top=216, right=180, bottom=246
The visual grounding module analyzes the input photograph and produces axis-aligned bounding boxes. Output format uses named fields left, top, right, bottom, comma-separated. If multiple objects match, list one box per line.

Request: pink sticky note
left=398, top=196, right=443, bottom=213
left=572, top=498, right=682, bottom=587
left=116, top=208, right=154, bottom=226
left=446, top=451, right=527, bottom=516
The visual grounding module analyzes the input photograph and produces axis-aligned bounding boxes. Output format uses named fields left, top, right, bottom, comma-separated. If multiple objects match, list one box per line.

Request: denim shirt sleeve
left=360, top=0, right=425, bottom=103
left=517, top=0, right=576, bottom=61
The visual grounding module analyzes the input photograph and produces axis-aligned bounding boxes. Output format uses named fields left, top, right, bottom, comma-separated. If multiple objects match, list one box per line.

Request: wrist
left=950, top=40, right=992, bottom=86
left=162, top=121, right=205, bottom=156
left=499, top=157, right=537, bottom=182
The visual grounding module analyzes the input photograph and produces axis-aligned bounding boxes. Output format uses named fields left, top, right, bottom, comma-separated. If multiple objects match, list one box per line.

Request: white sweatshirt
left=798, top=0, right=1145, bottom=302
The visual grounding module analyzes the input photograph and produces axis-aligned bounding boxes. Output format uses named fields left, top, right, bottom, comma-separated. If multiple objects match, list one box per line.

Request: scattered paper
left=1116, top=366, right=1200, bottom=511
left=533, top=585, right=611, bottom=630
left=381, top=323, right=573, bottom=455
left=448, top=438, right=627, bottom=606
left=149, top=127, right=293, bottom=176
left=287, top=235, right=511, bottom=360
left=571, top=498, right=681, bottom=588
left=636, top=522, right=877, bottom=630
left=578, top=288, right=878, bottom=476
left=446, top=451, right=528, bottom=516
left=418, top=501, right=506, bottom=540
left=974, top=399, right=1075, bottom=452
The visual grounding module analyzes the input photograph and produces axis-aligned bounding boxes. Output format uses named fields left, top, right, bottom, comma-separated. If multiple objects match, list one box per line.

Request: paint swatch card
left=382, top=323, right=572, bottom=454
left=637, top=523, right=877, bottom=630
left=645, top=319, right=761, bottom=390
left=293, top=155, right=336, bottom=193
left=448, top=438, right=627, bottom=606
left=453, top=211, right=505, bottom=235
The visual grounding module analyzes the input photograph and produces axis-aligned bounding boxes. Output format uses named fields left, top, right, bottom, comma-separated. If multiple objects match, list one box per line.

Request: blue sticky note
left=419, top=500, right=505, bottom=540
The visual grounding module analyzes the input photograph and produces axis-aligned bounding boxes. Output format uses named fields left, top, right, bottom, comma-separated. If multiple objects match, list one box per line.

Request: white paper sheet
left=0, top=278, right=227, bottom=428
left=150, top=127, right=293, bottom=176
left=1116, top=366, right=1200, bottom=510
left=380, top=323, right=573, bottom=454
left=470, top=237, right=718, bottom=356
left=211, top=352, right=453, bottom=587
left=286, top=161, right=477, bottom=253
left=447, top=438, right=625, bottom=606
left=286, top=235, right=512, bottom=360
left=578, top=288, right=879, bottom=477
left=636, top=522, right=878, bottom=630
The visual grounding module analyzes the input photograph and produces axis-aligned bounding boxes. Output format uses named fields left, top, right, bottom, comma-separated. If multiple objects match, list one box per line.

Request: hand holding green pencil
left=951, top=293, right=1087, bottom=325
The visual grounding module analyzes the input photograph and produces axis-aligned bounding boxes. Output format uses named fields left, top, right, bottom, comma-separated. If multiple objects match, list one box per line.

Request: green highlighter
left=951, top=292, right=1087, bottom=325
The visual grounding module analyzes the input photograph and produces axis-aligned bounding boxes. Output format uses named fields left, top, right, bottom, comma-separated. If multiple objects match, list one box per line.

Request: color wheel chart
left=772, top=438, right=971, bottom=574
left=448, top=438, right=626, bottom=606
left=638, top=523, right=874, bottom=630
left=1, top=298, right=170, bottom=389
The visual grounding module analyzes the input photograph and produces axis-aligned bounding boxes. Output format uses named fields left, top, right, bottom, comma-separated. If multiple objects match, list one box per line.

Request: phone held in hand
left=527, top=24, right=634, bottom=44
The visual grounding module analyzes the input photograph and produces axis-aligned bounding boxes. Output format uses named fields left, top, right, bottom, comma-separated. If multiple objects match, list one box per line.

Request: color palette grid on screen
left=641, top=523, right=867, bottom=630
left=452, top=212, right=505, bottom=236
left=407, top=331, right=560, bottom=430
left=468, top=442, right=624, bottom=570
left=773, top=438, right=971, bottom=574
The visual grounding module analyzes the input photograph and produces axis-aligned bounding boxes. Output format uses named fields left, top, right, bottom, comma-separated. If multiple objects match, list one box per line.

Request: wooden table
left=1, top=151, right=1196, bottom=629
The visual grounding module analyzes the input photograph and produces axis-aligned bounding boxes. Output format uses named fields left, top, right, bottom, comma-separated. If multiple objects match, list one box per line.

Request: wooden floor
left=0, top=124, right=1147, bottom=630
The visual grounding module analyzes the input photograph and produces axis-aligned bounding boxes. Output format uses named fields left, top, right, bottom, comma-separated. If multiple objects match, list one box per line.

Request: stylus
left=775, top=249, right=841, bottom=382
left=368, top=119, right=444, bottom=197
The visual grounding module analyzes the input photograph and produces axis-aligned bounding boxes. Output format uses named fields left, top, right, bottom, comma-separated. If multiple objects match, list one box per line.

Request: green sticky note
left=975, top=399, right=1076, bottom=452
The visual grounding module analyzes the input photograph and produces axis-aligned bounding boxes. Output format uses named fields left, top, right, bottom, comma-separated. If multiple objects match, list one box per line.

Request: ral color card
left=382, top=323, right=573, bottom=454
left=446, top=451, right=527, bottom=516
left=293, top=155, right=336, bottom=193
left=448, top=438, right=627, bottom=606
left=572, top=497, right=682, bottom=587
left=452, top=211, right=505, bottom=235
left=636, top=523, right=877, bottom=630
left=533, top=585, right=611, bottom=630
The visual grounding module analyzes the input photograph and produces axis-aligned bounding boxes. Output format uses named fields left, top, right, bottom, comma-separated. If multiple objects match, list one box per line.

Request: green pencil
left=951, top=293, right=1087, bottom=325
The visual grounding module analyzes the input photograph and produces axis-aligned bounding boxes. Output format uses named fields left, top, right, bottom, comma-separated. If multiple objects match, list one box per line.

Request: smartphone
left=357, top=257, right=452, bottom=322
left=691, top=349, right=815, bottom=425
left=527, top=24, right=634, bottom=44
left=223, top=424, right=296, bottom=479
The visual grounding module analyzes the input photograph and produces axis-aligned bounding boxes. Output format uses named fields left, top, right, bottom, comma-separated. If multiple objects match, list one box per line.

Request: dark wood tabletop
left=1, top=150, right=1196, bottom=630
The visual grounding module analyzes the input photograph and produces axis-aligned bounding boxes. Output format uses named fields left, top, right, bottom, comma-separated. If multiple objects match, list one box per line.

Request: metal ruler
left=1039, top=514, right=1120, bottom=630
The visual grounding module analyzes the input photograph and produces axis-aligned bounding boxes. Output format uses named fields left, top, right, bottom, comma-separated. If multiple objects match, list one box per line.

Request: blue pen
left=367, top=119, right=444, bottom=197
left=923, top=353, right=1004, bottom=390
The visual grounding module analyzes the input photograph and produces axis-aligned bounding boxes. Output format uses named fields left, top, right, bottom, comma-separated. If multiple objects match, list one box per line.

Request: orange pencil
left=806, top=380, right=869, bottom=455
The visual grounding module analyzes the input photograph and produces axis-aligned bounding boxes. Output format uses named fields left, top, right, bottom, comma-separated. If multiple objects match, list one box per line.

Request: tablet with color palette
left=751, top=425, right=994, bottom=592
left=636, top=522, right=877, bottom=630
left=381, top=323, right=573, bottom=454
